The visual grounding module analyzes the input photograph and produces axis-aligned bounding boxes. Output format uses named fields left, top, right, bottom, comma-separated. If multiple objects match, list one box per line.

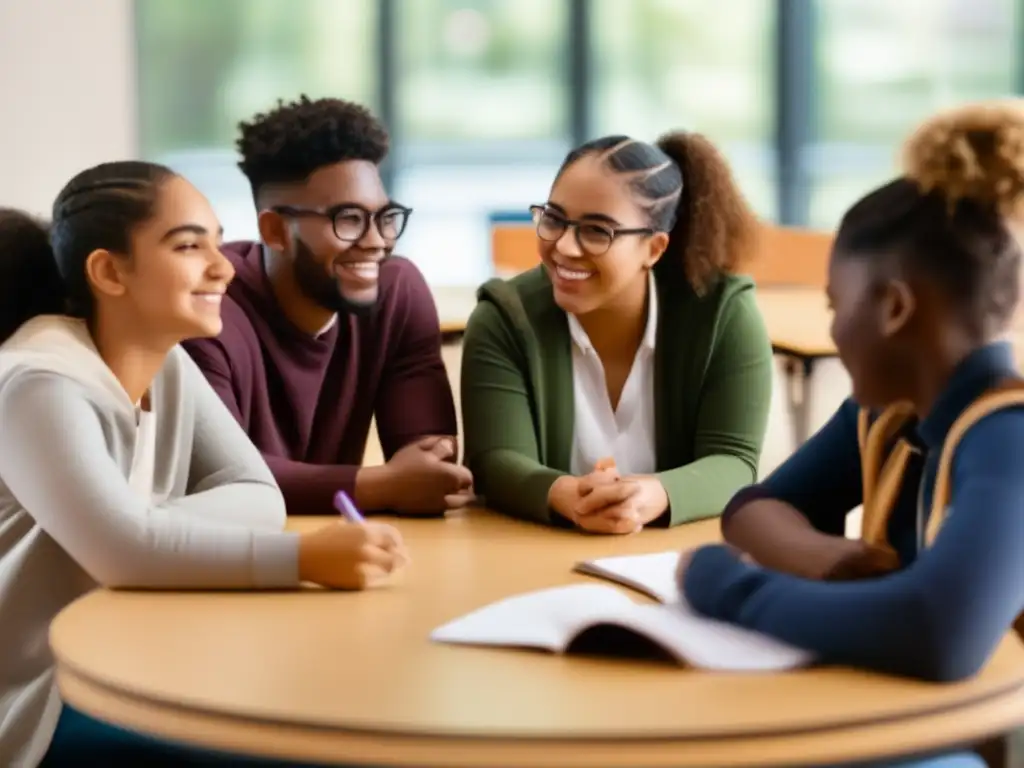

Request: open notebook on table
left=573, top=550, right=682, bottom=603
left=431, top=584, right=813, bottom=672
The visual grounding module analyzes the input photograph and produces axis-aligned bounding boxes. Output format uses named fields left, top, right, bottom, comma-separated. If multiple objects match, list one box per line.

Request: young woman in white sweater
left=0, top=161, right=408, bottom=767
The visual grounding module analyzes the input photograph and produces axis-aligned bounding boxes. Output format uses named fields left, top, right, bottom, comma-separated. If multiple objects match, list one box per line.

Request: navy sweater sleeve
left=722, top=397, right=864, bottom=536
left=684, top=407, right=1024, bottom=682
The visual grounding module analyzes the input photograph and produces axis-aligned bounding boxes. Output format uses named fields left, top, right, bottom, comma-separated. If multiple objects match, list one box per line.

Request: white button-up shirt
left=568, top=271, right=658, bottom=477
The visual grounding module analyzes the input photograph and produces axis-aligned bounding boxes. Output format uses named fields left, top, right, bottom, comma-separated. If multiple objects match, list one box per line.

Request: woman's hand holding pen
left=296, top=492, right=410, bottom=590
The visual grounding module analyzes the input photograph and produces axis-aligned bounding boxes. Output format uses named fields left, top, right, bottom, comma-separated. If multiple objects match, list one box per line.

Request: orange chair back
left=748, top=226, right=832, bottom=289
left=487, top=214, right=833, bottom=289
left=490, top=212, right=538, bottom=277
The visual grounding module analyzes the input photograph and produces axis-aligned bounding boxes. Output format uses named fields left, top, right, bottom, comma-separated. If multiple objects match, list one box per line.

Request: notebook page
left=575, top=551, right=681, bottom=603
left=614, top=601, right=814, bottom=671
left=431, top=584, right=633, bottom=652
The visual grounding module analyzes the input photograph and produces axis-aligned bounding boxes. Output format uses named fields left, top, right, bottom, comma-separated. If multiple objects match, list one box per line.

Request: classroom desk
left=51, top=511, right=1024, bottom=767
left=751, top=287, right=837, bottom=446
left=434, top=284, right=838, bottom=445
left=434, top=284, right=479, bottom=337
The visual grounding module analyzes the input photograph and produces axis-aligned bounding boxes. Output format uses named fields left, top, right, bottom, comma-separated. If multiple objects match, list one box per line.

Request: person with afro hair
left=687, top=100, right=1024, bottom=692
left=184, top=95, right=474, bottom=517
left=680, top=100, right=1024, bottom=768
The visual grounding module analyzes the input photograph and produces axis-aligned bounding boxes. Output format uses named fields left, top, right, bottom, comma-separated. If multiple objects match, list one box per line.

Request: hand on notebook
left=298, top=520, right=410, bottom=590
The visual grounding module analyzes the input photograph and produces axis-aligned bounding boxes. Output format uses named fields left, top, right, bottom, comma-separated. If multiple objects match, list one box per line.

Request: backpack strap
left=858, top=402, right=916, bottom=549
left=925, top=381, right=1024, bottom=546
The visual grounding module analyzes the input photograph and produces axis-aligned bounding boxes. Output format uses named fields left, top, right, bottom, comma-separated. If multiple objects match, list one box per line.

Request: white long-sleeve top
left=0, top=315, right=299, bottom=767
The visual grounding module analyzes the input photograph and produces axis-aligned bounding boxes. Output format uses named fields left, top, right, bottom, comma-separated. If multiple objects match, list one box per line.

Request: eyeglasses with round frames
left=529, top=204, right=655, bottom=255
left=271, top=203, right=413, bottom=243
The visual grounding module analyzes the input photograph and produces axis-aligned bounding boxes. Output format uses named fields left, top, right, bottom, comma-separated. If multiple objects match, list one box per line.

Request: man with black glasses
left=184, top=95, right=474, bottom=517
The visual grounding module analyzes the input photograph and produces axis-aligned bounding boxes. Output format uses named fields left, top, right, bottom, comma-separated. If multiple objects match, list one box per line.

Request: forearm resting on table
left=263, top=452, right=452, bottom=514
left=470, top=449, right=565, bottom=523
left=354, top=463, right=399, bottom=511
left=724, top=499, right=853, bottom=579
left=263, top=454, right=362, bottom=515
left=656, top=454, right=758, bottom=527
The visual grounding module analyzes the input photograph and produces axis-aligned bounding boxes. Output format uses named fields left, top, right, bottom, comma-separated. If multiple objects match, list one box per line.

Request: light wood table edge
left=56, top=661, right=1024, bottom=768
left=770, top=342, right=837, bottom=361
left=439, top=321, right=466, bottom=338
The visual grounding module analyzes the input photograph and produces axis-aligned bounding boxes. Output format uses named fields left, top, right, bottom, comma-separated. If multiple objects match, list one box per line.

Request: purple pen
left=333, top=490, right=365, bottom=524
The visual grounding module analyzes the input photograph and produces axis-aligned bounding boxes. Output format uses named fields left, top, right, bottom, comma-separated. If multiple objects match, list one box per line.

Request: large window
left=807, top=0, right=1019, bottom=228
left=136, top=0, right=377, bottom=241
left=135, top=0, right=1023, bottom=286
left=397, top=0, right=568, bottom=144
left=391, top=0, right=570, bottom=286
left=590, top=0, right=776, bottom=219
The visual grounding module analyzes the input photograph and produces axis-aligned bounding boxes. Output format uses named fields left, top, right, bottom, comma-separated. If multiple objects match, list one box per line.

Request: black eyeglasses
left=529, top=205, right=655, bottom=255
left=271, top=203, right=413, bottom=243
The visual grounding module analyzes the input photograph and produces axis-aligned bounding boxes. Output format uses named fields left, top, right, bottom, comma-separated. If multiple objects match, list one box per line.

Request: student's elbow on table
left=917, top=603, right=1013, bottom=682
left=65, top=521, right=201, bottom=589
left=922, top=653, right=990, bottom=684
left=253, top=485, right=288, bottom=530
left=80, top=551, right=155, bottom=590
left=908, top=633, right=994, bottom=683
left=872, top=595, right=997, bottom=683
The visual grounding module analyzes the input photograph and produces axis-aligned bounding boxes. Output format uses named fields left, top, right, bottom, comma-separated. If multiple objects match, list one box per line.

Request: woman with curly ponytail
left=460, top=130, right=773, bottom=532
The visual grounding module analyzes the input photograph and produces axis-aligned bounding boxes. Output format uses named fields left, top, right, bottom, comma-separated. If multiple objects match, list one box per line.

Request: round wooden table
left=51, top=511, right=1024, bottom=767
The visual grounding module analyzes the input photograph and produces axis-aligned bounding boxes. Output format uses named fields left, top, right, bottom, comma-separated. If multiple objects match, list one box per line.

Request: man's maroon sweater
left=183, top=241, right=457, bottom=514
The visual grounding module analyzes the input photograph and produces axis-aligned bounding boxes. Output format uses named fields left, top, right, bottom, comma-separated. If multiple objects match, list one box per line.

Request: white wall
left=0, top=0, right=137, bottom=216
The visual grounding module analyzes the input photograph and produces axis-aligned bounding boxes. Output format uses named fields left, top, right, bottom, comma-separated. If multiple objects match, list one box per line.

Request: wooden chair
left=746, top=225, right=832, bottom=289
left=743, top=225, right=833, bottom=449
left=488, top=213, right=834, bottom=289
left=489, top=211, right=537, bottom=277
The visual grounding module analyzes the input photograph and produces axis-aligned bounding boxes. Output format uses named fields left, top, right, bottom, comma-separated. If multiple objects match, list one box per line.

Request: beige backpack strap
left=857, top=408, right=869, bottom=451
left=859, top=402, right=916, bottom=548
left=926, top=382, right=1024, bottom=546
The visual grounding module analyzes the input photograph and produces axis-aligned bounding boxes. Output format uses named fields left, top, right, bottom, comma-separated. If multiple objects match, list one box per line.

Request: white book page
left=609, top=602, right=814, bottom=671
left=431, top=584, right=633, bottom=652
left=575, top=551, right=681, bottom=603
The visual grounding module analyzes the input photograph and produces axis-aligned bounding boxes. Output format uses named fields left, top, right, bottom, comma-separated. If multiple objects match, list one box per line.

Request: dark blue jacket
left=683, top=343, right=1024, bottom=681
